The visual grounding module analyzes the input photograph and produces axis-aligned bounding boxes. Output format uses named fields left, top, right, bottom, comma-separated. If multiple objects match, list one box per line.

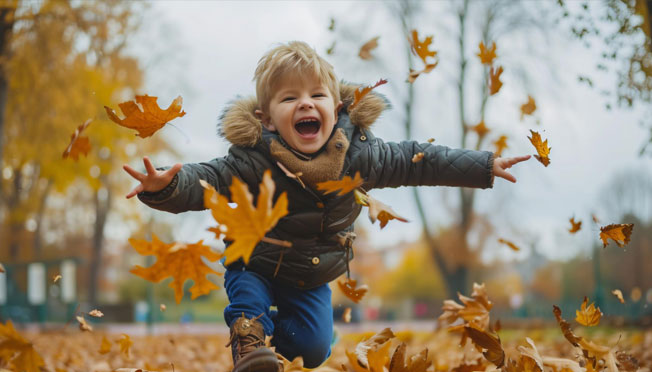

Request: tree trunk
left=0, top=4, right=17, bottom=189
left=88, top=184, right=112, bottom=306
left=32, top=179, right=52, bottom=259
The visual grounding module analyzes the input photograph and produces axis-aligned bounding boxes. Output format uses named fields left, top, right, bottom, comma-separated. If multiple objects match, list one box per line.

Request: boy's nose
left=298, top=100, right=314, bottom=109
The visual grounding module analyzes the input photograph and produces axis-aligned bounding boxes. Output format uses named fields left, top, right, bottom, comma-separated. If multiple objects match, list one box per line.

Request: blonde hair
left=254, top=41, right=340, bottom=112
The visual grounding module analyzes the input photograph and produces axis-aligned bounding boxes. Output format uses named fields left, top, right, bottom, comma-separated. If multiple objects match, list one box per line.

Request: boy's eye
left=312, top=93, right=326, bottom=98
left=282, top=97, right=294, bottom=102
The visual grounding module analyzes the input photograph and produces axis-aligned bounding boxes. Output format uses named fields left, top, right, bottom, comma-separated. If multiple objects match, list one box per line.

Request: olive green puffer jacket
left=138, top=84, right=494, bottom=289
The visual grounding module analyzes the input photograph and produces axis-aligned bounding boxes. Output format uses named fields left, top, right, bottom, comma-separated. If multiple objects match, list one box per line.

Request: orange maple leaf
left=599, top=223, right=634, bottom=248
left=497, top=238, right=520, bottom=251
left=488, top=66, right=503, bottom=95
left=117, top=334, right=133, bottom=357
left=520, top=96, right=537, bottom=120
left=611, top=289, right=625, bottom=304
left=349, top=79, right=388, bottom=111
left=470, top=121, right=490, bottom=138
left=493, top=135, right=508, bottom=157
left=62, top=118, right=92, bottom=161
left=389, top=343, right=431, bottom=372
left=409, top=30, right=437, bottom=65
left=355, top=190, right=408, bottom=229
left=0, top=320, right=45, bottom=372
left=104, top=95, right=186, bottom=138
left=568, top=218, right=582, bottom=233
left=98, top=336, right=112, bottom=355
left=338, top=278, right=368, bottom=304
left=439, top=283, right=493, bottom=331
left=316, top=171, right=364, bottom=196
left=359, top=36, right=380, bottom=60
left=202, top=170, right=289, bottom=265
left=575, top=296, right=602, bottom=326
left=477, top=41, right=497, bottom=65
left=527, top=130, right=551, bottom=167
left=129, top=235, right=223, bottom=304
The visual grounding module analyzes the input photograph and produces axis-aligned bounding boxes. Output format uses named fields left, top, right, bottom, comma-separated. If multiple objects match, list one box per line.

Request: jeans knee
left=299, top=341, right=331, bottom=368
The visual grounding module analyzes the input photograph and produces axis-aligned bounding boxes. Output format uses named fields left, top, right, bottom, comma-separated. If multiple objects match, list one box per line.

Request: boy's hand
left=493, top=155, right=530, bottom=183
left=123, top=156, right=182, bottom=199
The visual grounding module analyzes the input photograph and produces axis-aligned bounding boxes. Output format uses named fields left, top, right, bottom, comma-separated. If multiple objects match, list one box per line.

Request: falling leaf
left=412, top=152, right=424, bottom=163
left=493, top=319, right=502, bottom=333
left=408, top=63, right=438, bottom=84
left=527, top=130, right=551, bottom=167
left=470, top=121, right=490, bottom=138
left=343, top=307, right=352, bottom=323
left=316, top=171, right=364, bottom=196
left=0, top=262, right=4, bottom=273
left=389, top=343, right=431, bottom=372
left=477, top=41, right=497, bottom=65
left=409, top=30, right=437, bottom=65
left=488, top=66, right=503, bottom=95
left=599, top=223, right=634, bottom=248
left=611, top=289, right=625, bottom=304
left=328, top=18, right=335, bottom=31
left=439, top=283, right=493, bottom=331
left=0, top=320, right=45, bottom=372
left=62, top=118, right=92, bottom=161
left=98, top=336, right=112, bottom=354
left=160, top=304, right=166, bottom=312
left=53, top=274, right=61, bottom=283
left=117, top=334, right=133, bottom=358
left=349, top=79, right=388, bottom=111
left=493, top=135, right=508, bottom=157
left=568, top=218, right=582, bottom=233
left=359, top=36, right=380, bottom=60
left=277, top=161, right=305, bottom=188
left=427, top=138, right=435, bottom=143
left=520, top=96, right=537, bottom=120
left=202, top=170, right=289, bottom=266
left=517, top=338, right=544, bottom=372
left=76, top=316, right=92, bottom=332
left=498, top=238, right=520, bottom=251
left=129, top=235, right=223, bottom=304
left=104, top=95, right=186, bottom=138
left=552, top=305, right=582, bottom=347
left=326, top=41, right=336, bottom=55
left=338, top=278, right=368, bottom=304
left=355, top=190, right=408, bottom=229
left=89, top=309, right=104, bottom=318
left=575, top=296, right=602, bottom=326
left=592, top=214, right=600, bottom=224
left=464, top=325, right=505, bottom=368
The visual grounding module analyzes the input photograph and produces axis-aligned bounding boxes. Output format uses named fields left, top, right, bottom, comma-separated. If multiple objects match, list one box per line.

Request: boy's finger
left=512, top=155, right=531, bottom=164
left=125, top=184, right=144, bottom=199
left=123, top=164, right=145, bottom=181
left=165, top=163, right=183, bottom=177
left=143, top=156, right=157, bottom=175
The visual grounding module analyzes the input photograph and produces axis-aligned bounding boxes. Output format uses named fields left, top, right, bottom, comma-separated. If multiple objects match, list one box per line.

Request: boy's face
left=258, top=74, right=342, bottom=154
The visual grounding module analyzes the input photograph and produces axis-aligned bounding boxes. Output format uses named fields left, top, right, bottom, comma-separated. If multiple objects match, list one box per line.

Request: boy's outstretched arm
left=123, top=156, right=182, bottom=199
left=492, top=155, right=531, bottom=183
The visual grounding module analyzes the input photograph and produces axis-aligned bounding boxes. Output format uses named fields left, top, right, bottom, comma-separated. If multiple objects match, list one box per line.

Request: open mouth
left=294, top=119, right=321, bottom=136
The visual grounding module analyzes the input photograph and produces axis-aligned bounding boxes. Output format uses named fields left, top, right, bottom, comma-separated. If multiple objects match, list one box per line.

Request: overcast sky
left=115, top=1, right=652, bottom=264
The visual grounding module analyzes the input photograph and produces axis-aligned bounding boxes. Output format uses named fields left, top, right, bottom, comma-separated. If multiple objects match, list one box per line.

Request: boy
left=123, top=41, right=529, bottom=372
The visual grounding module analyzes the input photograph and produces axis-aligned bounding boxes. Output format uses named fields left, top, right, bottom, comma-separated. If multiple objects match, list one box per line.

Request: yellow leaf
left=98, top=336, right=112, bottom=354
left=520, top=96, right=537, bottom=120
left=316, top=171, right=364, bottom=196
left=53, top=274, right=61, bottom=283
left=355, top=328, right=396, bottom=369
left=411, top=152, right=424, bottom=163
left=116, top=334, right=133, bottom=358
left=599, top=223, right=634, bottom=248
left=470, top=121, right=490, bottom=138
left=62, top=118, right=92, bottom=161
left=611, top=289, right=625, bottom=304
left=338, top=278, right=368, bottom=304
left=498, top=238, right=520, bottom=251
left=439, top=283, right=493, bottom=331
left=568, top=218, right=582, bottom=233
left=366, top=194, right=408, bottom=229
left=367, top=341, right=392, bottom=372
left=349, top=79, right=388, bottom=111
left=76, top=315, right=92, bottom=332
left=129, top=235, right=223, bottom=304
left=104, top=95, right=186, bottom=138
left=493, top=135, right=508, bottom=157
left=477, top=41, right=497, bottom=65
left=359, top=36, right=380, bottom=60
left=527, top=130, right=551, bottom=167
left=488, top=66, right=503, bottom=95
left=202, top=170, right=289, bottom=265
left=575, top=296, right=602, bottom=326
left=407, top=63, right=438, bottom=83
left=464, top=325, right=505, bottom=368
left=0, top=320, right=45, bottom=372
left=409, top=30, right=437, bottom=65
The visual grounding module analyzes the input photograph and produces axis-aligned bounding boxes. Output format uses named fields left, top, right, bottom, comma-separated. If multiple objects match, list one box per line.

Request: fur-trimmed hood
left=218, top=83, right=388, bottom=147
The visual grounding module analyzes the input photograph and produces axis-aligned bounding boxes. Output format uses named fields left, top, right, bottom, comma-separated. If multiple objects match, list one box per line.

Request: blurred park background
left=1, top=0, right=651, bottom=330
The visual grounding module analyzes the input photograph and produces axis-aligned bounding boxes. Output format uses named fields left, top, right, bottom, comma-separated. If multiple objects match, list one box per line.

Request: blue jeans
left=223, top=267, right=333, bottom=368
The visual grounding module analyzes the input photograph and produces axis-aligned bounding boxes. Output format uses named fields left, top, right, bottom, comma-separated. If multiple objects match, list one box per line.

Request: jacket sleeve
left=137, top=155, right=241, bottom=214
left=353, top=136, right=495, bottom=190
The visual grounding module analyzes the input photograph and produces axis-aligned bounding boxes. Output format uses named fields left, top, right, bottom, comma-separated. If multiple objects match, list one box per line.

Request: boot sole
left=233, top=348, right=280, bottom=372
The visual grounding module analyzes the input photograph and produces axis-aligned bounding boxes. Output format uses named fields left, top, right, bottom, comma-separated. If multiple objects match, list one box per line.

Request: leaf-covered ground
left=8, top=326, right=651, bottom=372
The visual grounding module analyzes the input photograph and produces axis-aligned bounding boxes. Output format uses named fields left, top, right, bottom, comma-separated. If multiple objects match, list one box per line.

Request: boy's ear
left=255, top=109, right=276, bottom=131
left=334, top=100, right=343, bottom=120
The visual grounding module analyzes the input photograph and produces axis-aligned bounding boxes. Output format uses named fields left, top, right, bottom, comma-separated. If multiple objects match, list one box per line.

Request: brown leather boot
left=227, top=313, right=282, bottom=372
